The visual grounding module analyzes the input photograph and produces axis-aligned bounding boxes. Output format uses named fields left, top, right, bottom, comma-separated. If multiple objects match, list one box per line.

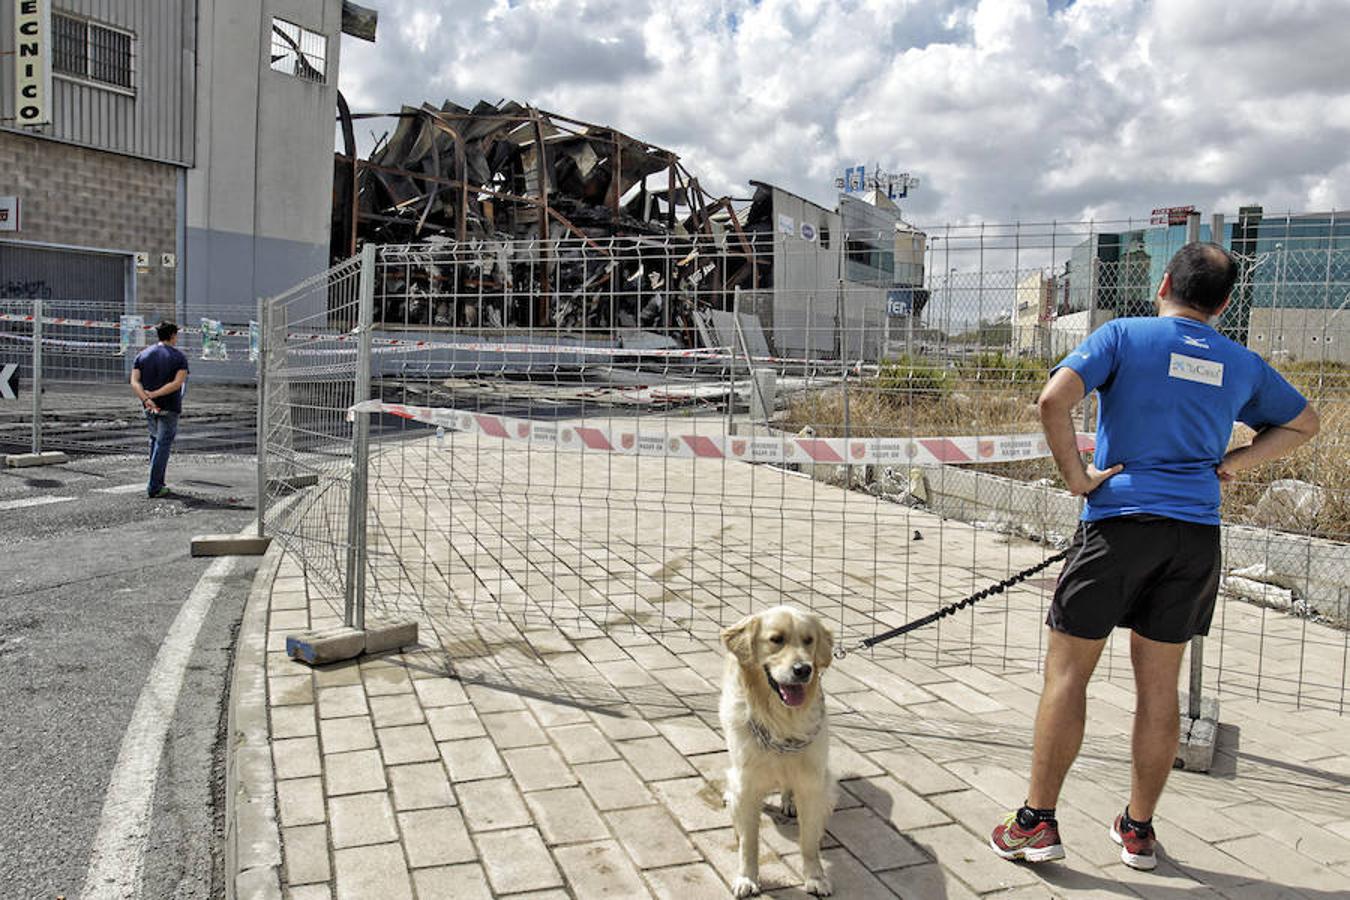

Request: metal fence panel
left=269, top=221, right=1348, bottom=714
left=0, top=297, right=261, bottom=455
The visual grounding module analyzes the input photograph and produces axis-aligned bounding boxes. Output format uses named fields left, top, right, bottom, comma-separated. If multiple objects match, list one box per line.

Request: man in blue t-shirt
left=991, top=244, right=1319, bottom=871
left=131, top=320, right=190, bottom=498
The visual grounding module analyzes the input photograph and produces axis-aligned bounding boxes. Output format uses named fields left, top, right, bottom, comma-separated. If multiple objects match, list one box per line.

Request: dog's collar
left=747, top=714, right=820, bottom=754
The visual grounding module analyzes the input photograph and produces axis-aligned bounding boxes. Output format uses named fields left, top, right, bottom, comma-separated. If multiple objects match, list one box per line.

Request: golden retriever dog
left=720, top=605, right=836, bottom=896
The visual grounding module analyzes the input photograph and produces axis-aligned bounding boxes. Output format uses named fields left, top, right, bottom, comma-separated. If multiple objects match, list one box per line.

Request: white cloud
left=338, top=0, right=1350, bottom=224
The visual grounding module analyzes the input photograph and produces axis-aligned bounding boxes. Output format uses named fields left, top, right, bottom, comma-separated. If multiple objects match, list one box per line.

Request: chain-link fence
left=262, top=219, right=1349, bottom=714
left=0, top=297, right=261, bottom=456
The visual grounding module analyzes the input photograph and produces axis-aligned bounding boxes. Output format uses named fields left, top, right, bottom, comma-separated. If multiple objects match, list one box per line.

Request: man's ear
left=721, top=615, right=759, bottom=666
left=1214, top=295, right=1232, bottom=318
left=814, top=622, right=835, bottom=671
left=1156, top=272, right=1172, bottom=304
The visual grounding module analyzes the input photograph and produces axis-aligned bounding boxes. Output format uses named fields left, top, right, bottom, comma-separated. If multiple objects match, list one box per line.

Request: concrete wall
left=186, top=0, right=341, bottom=316
left=1247, top=307, right=1350, bottom=364
left=0, top=130, right=176, bottom=316
left=0, top=0, right=195, bottom=164
left=914, top=464, right=1349, bottom=623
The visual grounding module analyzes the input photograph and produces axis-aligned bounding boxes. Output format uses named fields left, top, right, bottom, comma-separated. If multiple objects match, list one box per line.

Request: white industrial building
left=1, top=0, right=367, bottom=323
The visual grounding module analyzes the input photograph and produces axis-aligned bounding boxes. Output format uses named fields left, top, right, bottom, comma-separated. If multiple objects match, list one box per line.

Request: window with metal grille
left=270, top=18, right=326, bottom=83
left=52, top=13, right=133, bottom=90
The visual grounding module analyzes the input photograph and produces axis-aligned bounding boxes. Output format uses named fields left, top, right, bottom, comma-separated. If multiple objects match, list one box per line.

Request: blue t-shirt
left=1055, top=317, right=1306, bottom=525
left=133, top=342, right=190, bottom=413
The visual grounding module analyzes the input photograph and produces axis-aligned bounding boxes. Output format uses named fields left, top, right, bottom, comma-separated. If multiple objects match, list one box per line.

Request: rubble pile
left=333, top=100, right=767, bottom=335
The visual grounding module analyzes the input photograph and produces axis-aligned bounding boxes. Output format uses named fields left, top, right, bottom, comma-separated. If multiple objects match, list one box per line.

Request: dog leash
left=834, top=549, right=1070, bottom=658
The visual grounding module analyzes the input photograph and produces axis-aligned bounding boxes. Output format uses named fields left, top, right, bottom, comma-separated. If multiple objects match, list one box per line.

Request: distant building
left=1059, top=208, right=1349, bottom=362
left=1243, top=211, right=1350, bottom=363
left=740, top=182, right=927, bottom=360
left=1013, top=270, right=1056, bottom=356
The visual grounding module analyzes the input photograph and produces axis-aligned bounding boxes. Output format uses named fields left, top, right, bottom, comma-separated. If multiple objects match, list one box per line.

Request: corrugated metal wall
left=1, top=0, right=194, bottom=165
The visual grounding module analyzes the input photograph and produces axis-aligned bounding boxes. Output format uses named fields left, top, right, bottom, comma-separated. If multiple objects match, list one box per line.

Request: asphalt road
left=0, top=452, right=260, bottom=899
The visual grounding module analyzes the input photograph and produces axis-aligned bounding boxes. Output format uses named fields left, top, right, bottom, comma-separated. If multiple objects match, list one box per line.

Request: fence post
left=31, top=297, right=43, bottom=455
left=344, top=243, right=376, bottom=631
left=255, top=295, right=268, bottom=539
left=1184, top=210, right=1206, bottom=721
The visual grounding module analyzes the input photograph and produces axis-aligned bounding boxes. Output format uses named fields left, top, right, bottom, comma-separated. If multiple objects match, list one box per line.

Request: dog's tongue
left=777, top=682, right=807, bottom=707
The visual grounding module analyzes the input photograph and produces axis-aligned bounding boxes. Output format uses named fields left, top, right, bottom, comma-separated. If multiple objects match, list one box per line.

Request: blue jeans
left=145, top=410, right=180, bottom=494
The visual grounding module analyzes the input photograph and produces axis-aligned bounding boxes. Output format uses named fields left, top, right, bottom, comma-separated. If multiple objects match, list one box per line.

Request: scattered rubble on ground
left=1247, top=479, right=1325, bottom=530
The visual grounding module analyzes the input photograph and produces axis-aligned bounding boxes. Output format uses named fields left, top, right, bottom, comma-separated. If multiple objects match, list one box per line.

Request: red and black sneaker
left=990, top=811, right=1065, bottom=862
left=1110, top=814, right=1157, bottom=870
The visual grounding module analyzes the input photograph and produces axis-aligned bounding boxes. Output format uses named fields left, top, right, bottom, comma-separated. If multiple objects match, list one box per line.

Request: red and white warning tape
left=348, top=400, right=1094, bottom=465
left=0, top=312, right=253, bottom=337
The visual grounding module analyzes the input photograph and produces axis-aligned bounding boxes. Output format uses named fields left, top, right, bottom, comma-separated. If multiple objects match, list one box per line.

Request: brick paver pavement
left=239, top=424, right=1350, bottom=898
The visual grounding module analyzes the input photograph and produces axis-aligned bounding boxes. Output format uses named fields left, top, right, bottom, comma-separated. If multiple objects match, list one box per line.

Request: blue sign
left=887, top=288, right=913, bottom=318
left=844, top=165, right=865, bottom=193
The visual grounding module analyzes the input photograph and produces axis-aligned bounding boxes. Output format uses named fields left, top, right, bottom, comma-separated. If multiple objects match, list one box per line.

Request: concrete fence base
left=5, top=451, right=69, bottom=468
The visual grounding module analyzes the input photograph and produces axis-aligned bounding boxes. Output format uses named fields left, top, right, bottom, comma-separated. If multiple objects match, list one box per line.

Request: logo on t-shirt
left=1168, top=353, right=1224, bottom=387
left=1182, top=335, right=1210, bottom=349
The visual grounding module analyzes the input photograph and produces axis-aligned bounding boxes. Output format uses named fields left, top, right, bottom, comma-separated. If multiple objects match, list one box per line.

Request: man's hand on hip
left=1067, top=463, right=1123, bottom=497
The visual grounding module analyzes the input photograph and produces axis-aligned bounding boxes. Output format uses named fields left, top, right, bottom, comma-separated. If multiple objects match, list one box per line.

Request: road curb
left=224, top=540, right=284, bottom=900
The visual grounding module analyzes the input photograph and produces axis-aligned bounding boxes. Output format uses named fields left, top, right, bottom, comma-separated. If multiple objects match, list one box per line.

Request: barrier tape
left=0, top=331, right=123, bottom=350
left=364, top=337, right=731, bottom=358
left=348, top=400, right=1095, bottom=465
left=0, top=312, right=254, bottom=337
left=0, top=313, right=867, bottom=366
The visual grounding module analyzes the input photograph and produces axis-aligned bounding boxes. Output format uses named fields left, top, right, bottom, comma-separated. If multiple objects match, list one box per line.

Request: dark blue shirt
left=1055, top=317, right=1307, bottom=525
left=133, top=343, right=190, bottom=413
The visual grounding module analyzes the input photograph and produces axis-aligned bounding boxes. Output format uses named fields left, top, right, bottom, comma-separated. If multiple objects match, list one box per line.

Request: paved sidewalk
left=232, top=430, right=1350, bottom=899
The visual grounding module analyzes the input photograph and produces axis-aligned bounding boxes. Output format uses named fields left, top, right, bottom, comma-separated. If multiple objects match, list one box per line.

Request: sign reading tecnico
left=14, top=0, right=52, bottom=126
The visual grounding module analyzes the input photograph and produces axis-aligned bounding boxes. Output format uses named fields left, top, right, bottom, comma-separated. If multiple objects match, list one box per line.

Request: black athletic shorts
left=1046, top=514, right=1221, bottom=644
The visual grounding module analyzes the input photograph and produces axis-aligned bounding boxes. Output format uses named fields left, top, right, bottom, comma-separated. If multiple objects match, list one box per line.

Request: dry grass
left=782, top=358, right=1350, bottom=542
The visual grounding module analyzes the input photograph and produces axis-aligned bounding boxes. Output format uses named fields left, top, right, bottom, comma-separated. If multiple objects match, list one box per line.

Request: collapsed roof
left=333, top=98, right=751, bottom=252
left=333, top=98, right=770, bottom=335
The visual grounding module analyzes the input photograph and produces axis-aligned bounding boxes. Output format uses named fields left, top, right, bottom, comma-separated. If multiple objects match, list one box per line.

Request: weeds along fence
left=262, top=220, right=1349, bottom=714
left=0, top=297, right=261, bottom=455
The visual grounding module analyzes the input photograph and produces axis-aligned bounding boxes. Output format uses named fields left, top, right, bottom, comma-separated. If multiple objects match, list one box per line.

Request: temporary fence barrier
left=0, top=297, right=262, bottom=457
left=259, top=220, right=1349, bottom=715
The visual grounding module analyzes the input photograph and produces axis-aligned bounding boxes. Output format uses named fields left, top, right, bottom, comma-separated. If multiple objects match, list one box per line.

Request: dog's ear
left=721, top=614, right=759, bottom=666
left=813, top=620, right=836, bottom=670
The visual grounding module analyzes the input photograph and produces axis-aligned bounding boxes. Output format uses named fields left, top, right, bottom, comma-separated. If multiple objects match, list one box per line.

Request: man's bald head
left=1164, top=242, right=1237, bottom=315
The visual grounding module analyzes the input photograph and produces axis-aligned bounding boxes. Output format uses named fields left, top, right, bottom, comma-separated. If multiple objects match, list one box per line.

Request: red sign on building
left=1150, top=205, right=1196, bottom=226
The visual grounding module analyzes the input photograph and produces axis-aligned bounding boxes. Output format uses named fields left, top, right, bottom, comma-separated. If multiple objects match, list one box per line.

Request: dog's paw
left=803, top=874, right=833, bottom=896
left=781, top=794, right=797, bottom=818
left=731, top=875, right=760, bottom=897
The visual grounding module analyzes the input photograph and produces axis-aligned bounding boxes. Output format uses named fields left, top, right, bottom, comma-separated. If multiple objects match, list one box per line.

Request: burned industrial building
left=333, top=98, right=926, bottom=359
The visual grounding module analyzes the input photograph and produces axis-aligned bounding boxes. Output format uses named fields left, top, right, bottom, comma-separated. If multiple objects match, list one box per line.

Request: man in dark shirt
left=131, top=320, right=190, bottom=497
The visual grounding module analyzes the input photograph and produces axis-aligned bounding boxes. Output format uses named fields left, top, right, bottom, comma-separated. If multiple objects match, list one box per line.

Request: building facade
left=1, top=0, right=351, bottom=329
left=1060, top=210, right=1348, bottom=362
left=743, top=182, right=927, bottom=360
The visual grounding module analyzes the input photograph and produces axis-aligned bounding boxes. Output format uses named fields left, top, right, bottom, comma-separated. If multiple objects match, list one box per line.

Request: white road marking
left=94, top=483, right=148, bottom=495
left=79, top=555, right=238, bottom=900
left=0, top=495, right=75, bottom=510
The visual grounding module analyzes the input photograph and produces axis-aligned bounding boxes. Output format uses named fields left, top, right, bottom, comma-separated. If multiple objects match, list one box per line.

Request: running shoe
left=1110, top=814, right=1157, bottom=870
left=149, top=487, right=171, bottom=498
left=990, top=811, right=1065, bottom=862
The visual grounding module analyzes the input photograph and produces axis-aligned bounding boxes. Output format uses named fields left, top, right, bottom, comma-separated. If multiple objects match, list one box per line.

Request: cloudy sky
left=338, top=0, right=1350, bottom=228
